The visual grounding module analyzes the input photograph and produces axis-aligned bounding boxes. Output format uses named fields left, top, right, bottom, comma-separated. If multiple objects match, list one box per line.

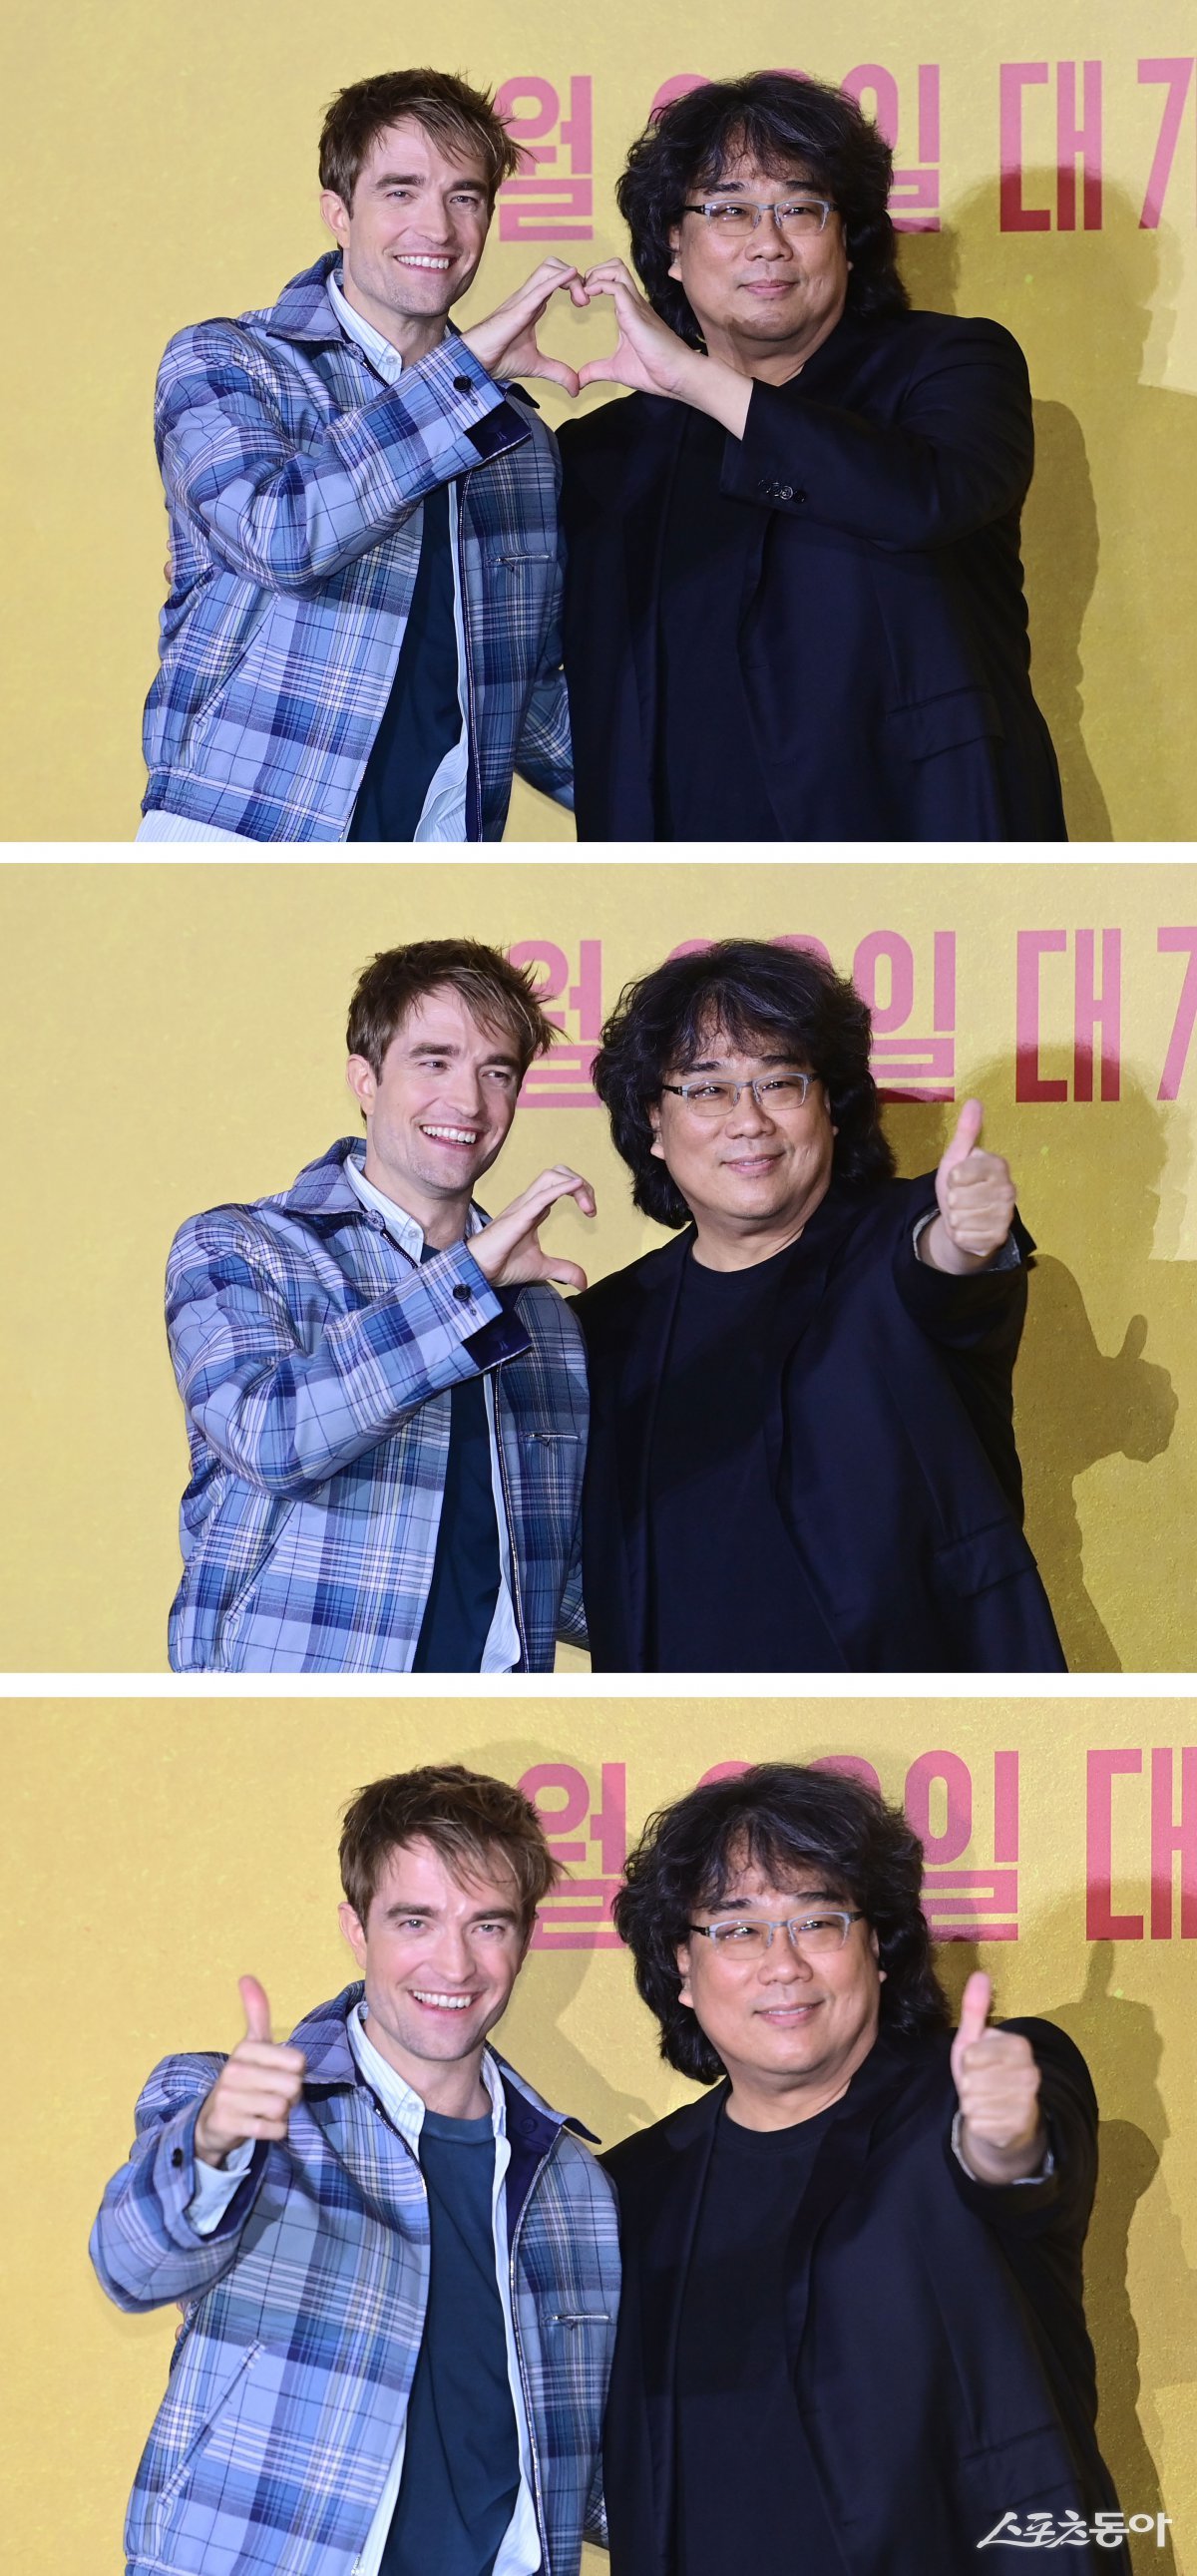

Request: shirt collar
left=325, top=264, right=409, bottom=383
left=347, top=1998, right=507, bottom=2145
left=343, top=1148, right=485, bottom=1256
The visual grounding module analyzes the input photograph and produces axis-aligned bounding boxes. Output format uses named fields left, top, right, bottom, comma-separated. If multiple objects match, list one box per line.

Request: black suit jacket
left=558, top=309, right=1067, bottom=841
left=571, top=1176, right=1065, bottom=1673
left=600, top=2023, right=1125, bottom=2576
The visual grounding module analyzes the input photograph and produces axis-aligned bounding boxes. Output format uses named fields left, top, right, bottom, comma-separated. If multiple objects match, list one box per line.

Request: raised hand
left=577, top=260, right=702, bottom=400
left=950, top=1970, right=1044, bottom=2181
left=459, top=257, right=590, bottom=395
left=471, top=1166, right=597, bottom=1292
left=194, top=1977, right=307, bottom=2169
left=920, top=1099, right=1017, bottom=1273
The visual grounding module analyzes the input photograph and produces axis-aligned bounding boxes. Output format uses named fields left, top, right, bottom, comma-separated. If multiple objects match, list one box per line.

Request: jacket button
left=171, top=2148, right=184, bottom=2167
left=453, top=1283, right=474, bottom=1302
left=452, top=373, right=473, bottom=392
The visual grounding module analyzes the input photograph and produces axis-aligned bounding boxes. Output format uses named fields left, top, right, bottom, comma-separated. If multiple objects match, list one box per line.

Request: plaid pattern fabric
left=166, top=1139, right=588, bottom=1672
left=143, top=254, right=573, bottom=841
left=90, top=1986, right=619, bottom=2576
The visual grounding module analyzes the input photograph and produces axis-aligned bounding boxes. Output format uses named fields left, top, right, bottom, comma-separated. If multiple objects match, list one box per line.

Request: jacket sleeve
left=166, top=1214, right=529, bottom=1499
left=514, top=438, right=575, bottom=810
left=90, top=2052, right=270, bottom=2313
left=944, top=2018, right=1098, bottom=2243
left=720, top=318, right=1034, bottom=551
left=157, top=320, right=528, bottom=594
left=893, top=1185, right=1033, bottom=1365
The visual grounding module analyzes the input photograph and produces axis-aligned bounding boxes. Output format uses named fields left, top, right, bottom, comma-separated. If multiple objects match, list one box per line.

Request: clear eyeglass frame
left=680, top=195, right=837, bottom=237
left=688, top=1910, right=865, bottom=1958
left=659, top=1073, right=814, bottom=1120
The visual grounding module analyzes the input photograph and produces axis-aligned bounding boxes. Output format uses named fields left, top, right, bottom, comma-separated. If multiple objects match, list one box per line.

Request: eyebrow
left=382, top=1900, right=521, bottom=1924
left=702, top=175, right=815, bottom=196
left=405, top=1038, right=522, bottom=1071
left=368, top=169, right=487, bottom=192
left=681, top=1051, right=806, bottom=1073
left=708, top=1886, right=844, bottom=1911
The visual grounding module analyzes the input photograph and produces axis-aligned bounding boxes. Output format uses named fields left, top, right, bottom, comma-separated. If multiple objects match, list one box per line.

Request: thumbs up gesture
left=950, top=1971, right=1045, bottom=2182
left=920, top=1100, right=1017, bottom=1274
left=194, top=1976, right=307, bottom=2169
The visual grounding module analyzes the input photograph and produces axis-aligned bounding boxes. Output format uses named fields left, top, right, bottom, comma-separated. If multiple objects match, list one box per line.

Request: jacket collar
left=291, top=1979, right=597, bottom=2143
left=263, top=252, right=354, bottom=348
left=277, top=1136, right=492, bottom=1238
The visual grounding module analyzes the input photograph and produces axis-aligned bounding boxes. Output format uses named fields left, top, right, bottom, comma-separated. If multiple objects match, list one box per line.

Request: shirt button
left=452, top=373, right=474, bottom=392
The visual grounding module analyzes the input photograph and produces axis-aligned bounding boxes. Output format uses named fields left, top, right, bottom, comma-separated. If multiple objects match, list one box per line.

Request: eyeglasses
left=688, top=1911, right=864, bottom=1957
left=680, top=195, right=837, bottom=237
left=660, top=1073, right=814, bottom=1120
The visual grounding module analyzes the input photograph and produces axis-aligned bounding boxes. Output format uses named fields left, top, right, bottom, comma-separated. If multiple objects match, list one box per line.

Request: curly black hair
left=616, top=72, right=910, bottom=346
left=612, top=1762, right=950, bottom=2084
left=591, top=938, right=895, bottom=1229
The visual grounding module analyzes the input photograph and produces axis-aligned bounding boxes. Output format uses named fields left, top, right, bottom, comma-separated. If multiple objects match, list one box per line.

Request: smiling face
left=321, top=116, right=492, bottom=350
left=667, top=149, right=850, bottom=373
left=648, top=1022, right=838, bottom=1265
left=346, top=984, right=523, bottom=1241
left=677, top=1853, right=884, bottom=2126
left=338, top=1835, right=529, bottom=2104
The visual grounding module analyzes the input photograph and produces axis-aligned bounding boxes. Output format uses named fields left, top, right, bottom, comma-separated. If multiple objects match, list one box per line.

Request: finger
left=527, top=357, right=581, bottom=397
left=229, top=2042, right=307, bottom=2077
left=1118, top=1313, right=1149, bottom=1364
left=957, top=1969, right=993, bottom=2052
left=578, top=358, right=627, bottom=387
left=583, top=258, right=638, bottom=289
left=238, top=1974, right=272, bottom=2044
left=539, top=1257, right=589, bottom=1291
left=941, top=1097, right=985, bottom=1170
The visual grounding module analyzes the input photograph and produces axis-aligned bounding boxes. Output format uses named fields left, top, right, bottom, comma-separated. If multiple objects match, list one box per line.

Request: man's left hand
left=951, top=1970, right=1046, bottom=2182
left=459, top=258, right=590, bottom=395
left=920, top=1098, right=1016, bottom=1274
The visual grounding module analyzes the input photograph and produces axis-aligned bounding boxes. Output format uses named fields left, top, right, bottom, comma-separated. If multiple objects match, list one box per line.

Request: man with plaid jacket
left=91, top=1765, right=620, bottom=2576
left=166, top=940, right=595, bottom=1673
left=137, top=68, right=585, bottom=843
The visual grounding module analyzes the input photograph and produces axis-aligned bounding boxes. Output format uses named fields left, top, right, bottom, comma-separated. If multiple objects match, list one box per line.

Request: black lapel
left=609, top=1231, right=690, bottom=1660
left=759, top=1186, right=877, bottom=1492
left=781, top=2031, right=939, bottom=2359
left=619, top=398, right=688, bottom=772
left=625, top=2084, right=726, bottom=2567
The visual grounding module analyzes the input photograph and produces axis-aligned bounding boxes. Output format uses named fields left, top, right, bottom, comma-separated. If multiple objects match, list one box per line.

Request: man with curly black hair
left=572, top=939, right=1063, bottom=1671
left=599, top=1763, right=1127, bottom=2576
left=558, top=73, right=1066, bottom=841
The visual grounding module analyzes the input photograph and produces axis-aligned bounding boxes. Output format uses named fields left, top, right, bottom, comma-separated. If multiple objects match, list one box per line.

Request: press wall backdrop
left=3, top=0, right=1196, bottom=838
left=1, top=857, right=1193, bottom=1671
left=3, top=1697, right=1194, bottom=2572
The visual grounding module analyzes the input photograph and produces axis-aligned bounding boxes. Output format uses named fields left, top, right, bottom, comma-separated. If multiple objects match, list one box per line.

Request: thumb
left=956, top=1969, right=992, bottom=2059
left=1117, top=1313, right=1148, bottom=1365
left=238, top=1974, right=272, bottom=2044
left=940, top=1097, right=985, bottom=1173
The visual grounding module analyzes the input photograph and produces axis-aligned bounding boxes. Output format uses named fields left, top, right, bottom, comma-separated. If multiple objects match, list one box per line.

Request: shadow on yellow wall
left=902, top=178, right=1197, bottom=843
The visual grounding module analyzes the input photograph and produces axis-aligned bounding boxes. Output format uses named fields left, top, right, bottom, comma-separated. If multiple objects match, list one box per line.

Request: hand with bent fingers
left=919, top=1099, right=1017, bottom=1274
left=472, top=1166, right=597, bottom=1291
left=951, top=1970, right=1045, bottom=2182
left=194, top=1977, right=307, bottom=2168
left=577, top=260, right=702, bottom=400
left=460, top=257, right=590, bottom=395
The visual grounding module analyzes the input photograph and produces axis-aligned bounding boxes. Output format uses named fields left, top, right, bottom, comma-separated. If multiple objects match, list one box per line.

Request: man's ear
left=666, top=221, right=683, bottom=282
left=675, top=1939, right=693, bottom=2007
left=320, top=188, right=352, bottom=250
left=346, top=1055, right=377, bottom=1121
left=648, top=1098, right=666, bottom=1163
left=338, top=1899, right=368, bottom=1971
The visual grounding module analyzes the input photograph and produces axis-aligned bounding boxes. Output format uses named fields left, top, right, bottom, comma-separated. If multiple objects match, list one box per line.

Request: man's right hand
left=472, top=1167, right=597, bottom=1292
left=194, top=1977, right=307, bottom=2168
left=459, top=258, right=589, bottom=395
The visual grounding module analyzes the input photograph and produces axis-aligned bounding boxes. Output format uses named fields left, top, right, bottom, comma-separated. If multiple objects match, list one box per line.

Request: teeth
left=421, top=1124, right=478, bottom=1142
left=413, top=1991, right=473, bottom=2008
left=399, top=255, right=452, bottom=269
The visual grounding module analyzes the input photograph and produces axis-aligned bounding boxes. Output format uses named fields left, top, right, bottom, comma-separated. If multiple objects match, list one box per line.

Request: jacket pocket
left=882, top=685, right=1004, bottom=762
left=137, top=2340, right=263, bottom=2565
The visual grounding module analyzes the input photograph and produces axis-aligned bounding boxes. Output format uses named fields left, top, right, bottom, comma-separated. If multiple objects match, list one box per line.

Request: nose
left=430, top=1922, right=476, bottom=1984
left=760, top=1931, right=812, bottom=1984
left=725, top=1083, right=772, bottom=1137
left=746, top=211, right=791, bottom=258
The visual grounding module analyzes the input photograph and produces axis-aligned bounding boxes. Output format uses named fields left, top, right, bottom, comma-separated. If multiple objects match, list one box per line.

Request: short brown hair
left=339, top=1764, right=558, bottom=1935
left=319, top=69, right=523, bottom=210
left=346, top=937, right=558, bottom=1081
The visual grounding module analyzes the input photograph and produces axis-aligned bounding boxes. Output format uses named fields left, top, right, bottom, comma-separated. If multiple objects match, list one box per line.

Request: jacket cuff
left=363, top=336, right=526, bottom=482
left=153, top=2099, right=267, bottom=2247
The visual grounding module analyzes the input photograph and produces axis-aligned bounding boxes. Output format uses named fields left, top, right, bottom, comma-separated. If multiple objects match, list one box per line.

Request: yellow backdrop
left=1, top=858, right=1194, bottom=1671
left=3, top=1698, right=1193, bottom=2572
left=3, top=0, right=1196, bottom=838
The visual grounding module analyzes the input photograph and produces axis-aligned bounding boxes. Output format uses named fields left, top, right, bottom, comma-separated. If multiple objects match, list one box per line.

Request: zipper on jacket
left=509, top=2135, right=559, bottom=2573
left=493, top=1373, right=530, bottom=1671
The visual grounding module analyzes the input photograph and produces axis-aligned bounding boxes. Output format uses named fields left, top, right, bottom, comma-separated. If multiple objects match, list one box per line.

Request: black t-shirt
left=349, top=477, right=462, bottom=843
left=646, top=1241, right=846, bottom=1671
left=675, top=2099, right=847, bottom=2576
left=412, top=1241, right=503, bottom=1671
left=654, top=408, right=781, bottom=843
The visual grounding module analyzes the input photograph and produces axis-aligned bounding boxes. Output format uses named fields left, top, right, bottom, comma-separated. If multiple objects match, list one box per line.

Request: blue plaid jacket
left=166, top=1139, right=589, bottom=1672
left=91, top=1985, right=619, bottom=2576
left=143, top=253, right=573, bottom=840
